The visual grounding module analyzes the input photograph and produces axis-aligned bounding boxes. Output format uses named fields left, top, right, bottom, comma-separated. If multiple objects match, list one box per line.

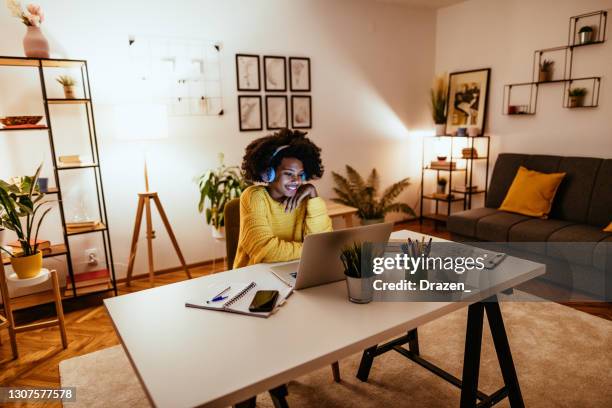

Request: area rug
left=59, top=301, right=612, bottom=407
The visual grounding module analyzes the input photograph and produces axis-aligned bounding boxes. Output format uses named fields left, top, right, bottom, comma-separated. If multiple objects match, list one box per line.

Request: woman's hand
left=284, top=184, right=318, bottom=212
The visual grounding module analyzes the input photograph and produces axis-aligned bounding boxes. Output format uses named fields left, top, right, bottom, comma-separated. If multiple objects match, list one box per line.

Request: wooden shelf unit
left=0, top=55, right=117, bottom=305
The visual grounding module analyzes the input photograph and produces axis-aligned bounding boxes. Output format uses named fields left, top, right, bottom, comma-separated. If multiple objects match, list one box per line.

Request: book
left=8, top=239, right=51, bottom=251
left=185, top=273, right=293, bottom=318
left=66, top=221, right=101, bottom=233
left=430, top=161, right=457, bottom=170
left=65, top=269, right=111, bottom=292
left=432, top=193, right=455, bottom=200
left=58, top=155, right=82, bottom=164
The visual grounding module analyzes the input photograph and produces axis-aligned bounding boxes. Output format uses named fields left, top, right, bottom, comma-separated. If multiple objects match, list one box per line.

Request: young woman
left=233, top=128, right=332, bottom=268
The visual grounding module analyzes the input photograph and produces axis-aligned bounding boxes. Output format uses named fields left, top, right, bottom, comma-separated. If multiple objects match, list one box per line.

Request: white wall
left=0, top=0, right=436, bottom=282
left=436, top=0, right=612, bottom=159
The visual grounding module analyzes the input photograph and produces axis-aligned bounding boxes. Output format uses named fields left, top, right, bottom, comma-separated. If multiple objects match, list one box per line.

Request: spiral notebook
left=185, top=274, right=293, bottom=318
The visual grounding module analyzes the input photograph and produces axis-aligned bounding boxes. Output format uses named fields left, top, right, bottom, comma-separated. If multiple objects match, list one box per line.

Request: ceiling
left=356, top=0, right=467, bottom=9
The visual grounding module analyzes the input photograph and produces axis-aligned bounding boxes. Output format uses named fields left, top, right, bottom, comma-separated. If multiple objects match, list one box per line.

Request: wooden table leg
left=50, top=270, right=68, bottom=349
left=331, top=361, right=341, bottom=382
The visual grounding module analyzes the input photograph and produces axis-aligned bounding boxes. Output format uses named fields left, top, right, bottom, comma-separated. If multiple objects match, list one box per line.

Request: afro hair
left=241, top=128, right=324, bottom=183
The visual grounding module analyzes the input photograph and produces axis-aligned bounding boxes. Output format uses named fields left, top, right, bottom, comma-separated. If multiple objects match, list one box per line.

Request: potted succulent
left=332, top=165, right=415, bottom=225
left=578, top=26, right=594, bottom=44
left=538, top=59, right=554, bottom=82
left=341, top=242, right=376, bottom=304
left=430, top=74, right=447, bottom=136
left=6, top=1, right=49, bottom=58
left=568, top=87, right=587, bottom=107
left=197, top=153, right=249, bottom=239
left=437, top=177, right=447, bottom=194
left=56, top=75, right=77, bottom=99
left=0, top=165, right=53, bottom=279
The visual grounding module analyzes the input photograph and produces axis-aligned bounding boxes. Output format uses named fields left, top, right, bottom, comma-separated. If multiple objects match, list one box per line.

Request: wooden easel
left=126, top=161, right=192, bottom=287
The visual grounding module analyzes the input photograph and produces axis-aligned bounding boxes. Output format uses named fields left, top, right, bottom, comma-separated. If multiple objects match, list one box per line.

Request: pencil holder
left=400, top=238, right=432, bottom=282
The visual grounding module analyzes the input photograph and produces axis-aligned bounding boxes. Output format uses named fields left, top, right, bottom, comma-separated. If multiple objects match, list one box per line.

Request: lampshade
left=114, top=103, right=168, bottom=141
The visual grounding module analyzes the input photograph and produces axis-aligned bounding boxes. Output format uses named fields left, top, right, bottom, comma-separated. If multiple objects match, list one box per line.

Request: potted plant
left=0, top=165, right=53, bottom=279
left=578, top=26, right=594, bottom=44
left=332, top=165, right=415, bottom=225
left=56, top=75, right=77, bottom=99
left=341, top=242, right=376, bottom=304
left=568, top=87, right=587, bottom=107
left=437, top=177, right=447, bottom=194
left=6, top=1, right=49, bottom=58
left=430, top=74, right=447, bottom=136
left=538, top=59, right=554, bottom=82
left=197, top=153, right=249, bottom=239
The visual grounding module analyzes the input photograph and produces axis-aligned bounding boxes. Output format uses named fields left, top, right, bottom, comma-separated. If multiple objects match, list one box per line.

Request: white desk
left=104, top=230, right=544, bottom=408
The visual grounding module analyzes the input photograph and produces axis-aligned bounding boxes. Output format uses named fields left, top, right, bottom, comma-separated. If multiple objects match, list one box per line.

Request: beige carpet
left=60, top=301, right=612, bottom=407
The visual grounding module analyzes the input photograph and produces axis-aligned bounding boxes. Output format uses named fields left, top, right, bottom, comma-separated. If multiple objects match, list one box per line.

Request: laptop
left=270, top=222, right=393, bottom=290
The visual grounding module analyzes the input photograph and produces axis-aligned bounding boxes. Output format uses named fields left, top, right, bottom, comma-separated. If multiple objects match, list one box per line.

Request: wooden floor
left=0, top=220, right=610, bottom=404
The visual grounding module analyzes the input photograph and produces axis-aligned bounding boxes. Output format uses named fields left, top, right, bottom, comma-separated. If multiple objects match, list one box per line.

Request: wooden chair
left=224, top=197, right=341, bottom=383
left=0, top=261, right=67, bottom=359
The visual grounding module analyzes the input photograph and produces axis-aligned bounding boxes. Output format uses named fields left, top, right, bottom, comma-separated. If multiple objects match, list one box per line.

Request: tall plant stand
left=125, top=192, right=192, bottom=287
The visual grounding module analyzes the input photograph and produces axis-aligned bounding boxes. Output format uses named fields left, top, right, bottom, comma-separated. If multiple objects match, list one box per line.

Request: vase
left=211, top=226, right=225, bottom=240
left=23, top=26, right=50, bottom=58
left=10, top=251, right=43, bottom=279
left=361, top=218, right=384, bottom=226
left=63, top=85, right=76, bottom=99
left=538, top=70, right=552, bottom=82
left=345, top=275, right=374, bottom=304
left=568, top=96, right=584, bottom=108
left=435, top=123, right=446, bottom=136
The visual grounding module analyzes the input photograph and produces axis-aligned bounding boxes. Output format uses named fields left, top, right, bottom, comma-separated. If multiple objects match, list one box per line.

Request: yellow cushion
left=499, top=166, right=566, bottom=218
left=604, top=222, right=612, bottom=232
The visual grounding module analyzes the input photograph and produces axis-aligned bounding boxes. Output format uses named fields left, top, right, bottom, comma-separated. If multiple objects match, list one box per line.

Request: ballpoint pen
left=207, top=286, right=231, bottom=303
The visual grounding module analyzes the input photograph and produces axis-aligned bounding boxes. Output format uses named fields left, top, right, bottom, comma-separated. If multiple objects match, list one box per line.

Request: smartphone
left=248, top=290, right=279, bottom=312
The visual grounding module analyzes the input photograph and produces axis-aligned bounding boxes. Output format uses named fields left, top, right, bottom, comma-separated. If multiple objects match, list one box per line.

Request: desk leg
left=269, top=384, right=289, bottom=408
left=233, top=397, right=256, bottom=408
left=356, top=344, right=378, bottom=382
left=331, top=361, right=341, bottom=382
left=460, top=302, right=484, bottom=408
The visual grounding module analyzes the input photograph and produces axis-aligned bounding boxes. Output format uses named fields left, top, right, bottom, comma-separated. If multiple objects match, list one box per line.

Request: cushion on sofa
left=546, top=224, right=612, bottom=268
left=587, top=159, right=612, bottom=227
left=499, top=166, right=565, bottom=218
left=485, top=154, right=527, bottom=208
left=475, top=211, right=531, bottom=241
left=447, top=208, right=498, bottom=238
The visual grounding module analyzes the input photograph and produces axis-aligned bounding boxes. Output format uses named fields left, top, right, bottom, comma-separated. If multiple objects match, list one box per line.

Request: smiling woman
left=233, top=129, right=332, bottom=268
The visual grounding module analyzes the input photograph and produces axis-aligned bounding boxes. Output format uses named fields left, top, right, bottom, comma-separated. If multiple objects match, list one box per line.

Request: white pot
left=435, top=123, right=446, bottom=136
left=212, top=226, right=225, bottom=240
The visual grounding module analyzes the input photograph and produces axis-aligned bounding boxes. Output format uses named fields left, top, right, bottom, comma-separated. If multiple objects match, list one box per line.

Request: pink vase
left=23, top=26, right=50, bottom=58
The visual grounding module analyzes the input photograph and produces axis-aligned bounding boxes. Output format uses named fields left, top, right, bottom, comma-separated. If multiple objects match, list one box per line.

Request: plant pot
left=23, top=26, right=50, bottom=58
left=435, top=123, right=446, bottom=136
left=579, top=31, right=593, bottom=45
left=436, top=184, right=446, bottom=194
left=63, top=85, right=76, bottom=99
left=211, top=226, right=225, bottom=240
left=10, top=251, right=43, bottom=279
left=361, top=218, right=384, bottom=226
left=568, top=96, right=584, bottom=108
left=345, top=275, right=374, bottom=304
left=538, top=70, right=552, bottom=82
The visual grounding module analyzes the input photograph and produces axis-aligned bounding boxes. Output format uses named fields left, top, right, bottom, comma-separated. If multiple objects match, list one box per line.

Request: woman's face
left=268, top=157, right=305, bottom=199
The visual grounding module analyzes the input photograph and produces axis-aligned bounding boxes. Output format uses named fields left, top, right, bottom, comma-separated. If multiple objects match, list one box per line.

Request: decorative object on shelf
left=432, top=192, right=455, bottom=200
left=568, top=87, right=587, bottom=107
left=6, top=1, right=49, bottom=58
left=238, top=95, right=263, bottom=131
left=436, top=156, right=447, bottom=162
left=446, top=68, right=490, bottom=137
left=462, top=147, right=478, bottom=159
left=56, top=75, right=77, bottom=98
left=430, top=74, right=447, bottom=136
left=578, top=26, right=594, bottom=44
left=197, top=153, right=249, bottom=240
left=430, top=160, right=456, bottom=170
left=0, top=115, right=43, bottom=127
left=341, top=242, right=375, bottom=304
left=538, top=59, right=554, bottom=82
left=265, top=96, right=288, bottom=130
left=58, top=154, right=85, bottom=167
left=66, top=220, right=102, bottom=234
left=0, top=165, right=53, bottom=279
left=468, top=126, right=480, bottom=137
left=291, top=95, right=311, bottom=129
left=331, top=165, right=415, bottom=225
left=36, top=177, right=48, bottom=192
left=263, top=56, right=287, bottom=92
left=289, top=57, right=311, bottom=92
left=236, top=54, right=260, bottom=91
left=456, top=127, right=467, bottom=137
left=436, top=177, right=447, bottom=194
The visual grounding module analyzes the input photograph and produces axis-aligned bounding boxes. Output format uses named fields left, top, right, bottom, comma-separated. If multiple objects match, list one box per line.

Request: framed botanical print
left=238, top=95, right=263, bottom=131
left=263, top=56, right=287, bottom=92
left=235, top=54, right=260, bottom=91
left=265, top=96, right=288, bottom=130
left=289, top=57, right=311, bottom=92
left=291, top=95, right=311, bottom=129
left=445, top=68, right=491, bottom=136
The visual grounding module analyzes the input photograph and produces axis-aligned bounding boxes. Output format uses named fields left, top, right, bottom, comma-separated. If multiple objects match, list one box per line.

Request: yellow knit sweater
left=233, top=185, right=333, bottom=268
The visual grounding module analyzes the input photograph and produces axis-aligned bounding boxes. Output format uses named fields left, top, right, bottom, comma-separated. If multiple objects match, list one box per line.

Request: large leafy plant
left=430, top=74, right=448, bottom=124
left=0, top=165, right=53, bottom=257
left=197, top=153, right=249, bottom=229
left=332, top=165, right=415, bottom=221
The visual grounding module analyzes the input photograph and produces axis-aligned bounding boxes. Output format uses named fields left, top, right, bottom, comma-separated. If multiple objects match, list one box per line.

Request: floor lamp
left=114, top=104, right=192, bottom=287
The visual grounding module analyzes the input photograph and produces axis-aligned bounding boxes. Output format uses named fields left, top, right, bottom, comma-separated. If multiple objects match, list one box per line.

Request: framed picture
left=265, top=96, right=288, bottom=129
left=445, top=68, right=491, bottom=136
left=235, top=54, right=260, bottom=91
left=263, top=56, right=287, bottom=92
left=289, top=57, right=311, bottom=92
left=238, top=95, right=263, bottom=131
left=291, top=95, right=311, bottom=129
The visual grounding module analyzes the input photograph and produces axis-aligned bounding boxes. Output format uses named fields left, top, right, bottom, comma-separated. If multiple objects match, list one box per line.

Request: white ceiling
left=356, top=0, right=467, bottom=9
